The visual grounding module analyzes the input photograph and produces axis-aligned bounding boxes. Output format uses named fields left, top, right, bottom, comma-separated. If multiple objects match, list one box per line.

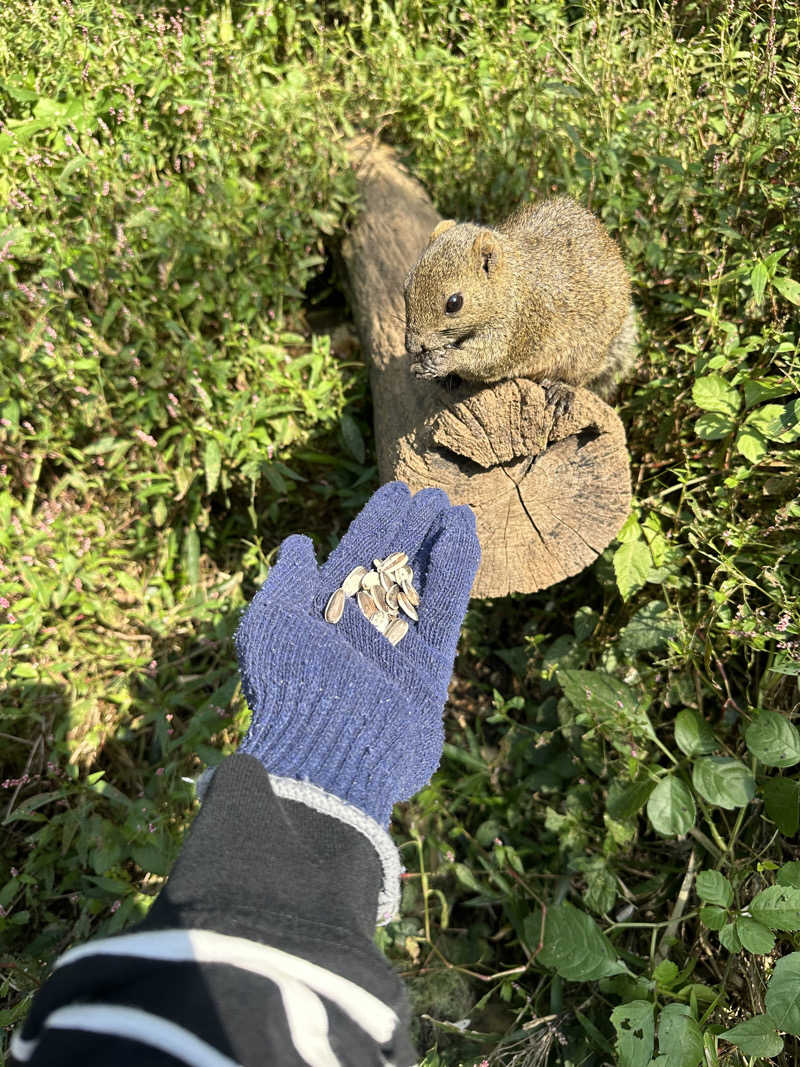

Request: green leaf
left=674, top=709, right=716, bottom=757
left=736, top=916, right=776, bottom=954
left=696, top=870, right=733, bottom=907
left=3, top=792, right=55, bottom=822
left=584, top=861, right=617, bottom=915
left=774, top=274, right=800, bottom=305
left=745, top=402, right=799, bottom=441
left=131, top=843, right=172, bottom=876
left=527, top=901, right=626, bottom=981
left=763, top=778, right=800, bottom=835
left=183, top=525, right=200, bottom=588
left=749, top=261, right=768, bottom=304
left=611, top=1000, right=655, bottom=1067
left=719, top=921, right=741, bottom=952
left=750, top=885, right=800, bottom=931
left=339, top=413, right=365, bottom=464
left=654, top=960, right=680, bottom=989
left=655, top=1003, right=704, bottom=1067
left=692, top=757, right=755, bottom=810
left=612, top=540, right=652, bottom=600
left=722, top=1014, right=784, bottom=1058
left=204, top=438, right=222, bottom=494
left=778, top=862, right=800, bottom=889
left=735, top=426, right=767, bottom=462
left=765, top=952, right=800, bottom=1034
left=618, top=600, right=678, bottom=654
left=746, top=710, right=800, bottom=768
left=699, top=905, right=727, bottom=931
left=743, top=377, right=793, bottom=407
left=451, top=862, right=483, bottom=893
left=558, top=669, right=655, bottom=742
left=647, top=776, right=695, bottom=836
left=607, top=779, right=655, bottom=820
left=692, top=374, right=741, bottom=416
left=694, top=412, right=735, bottom=440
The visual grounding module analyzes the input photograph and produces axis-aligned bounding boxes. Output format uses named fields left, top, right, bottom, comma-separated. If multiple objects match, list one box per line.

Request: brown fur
left=403, top=197, right=636, bottom=397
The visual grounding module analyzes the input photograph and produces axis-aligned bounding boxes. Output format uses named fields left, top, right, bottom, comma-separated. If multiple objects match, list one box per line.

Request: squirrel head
left=404, top=221, right=508, bottom=359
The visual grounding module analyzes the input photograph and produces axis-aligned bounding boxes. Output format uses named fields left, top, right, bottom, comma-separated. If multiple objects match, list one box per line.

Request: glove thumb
left=252, top=533, right=319, bottom=610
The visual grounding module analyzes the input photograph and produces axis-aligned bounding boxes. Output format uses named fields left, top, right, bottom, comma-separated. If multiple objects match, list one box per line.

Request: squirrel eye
left=445, top=292, right=463, bottom=314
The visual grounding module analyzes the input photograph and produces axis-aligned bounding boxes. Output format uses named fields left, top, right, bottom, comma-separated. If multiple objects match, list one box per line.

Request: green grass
left=2, top=1, right=800, bottom=1063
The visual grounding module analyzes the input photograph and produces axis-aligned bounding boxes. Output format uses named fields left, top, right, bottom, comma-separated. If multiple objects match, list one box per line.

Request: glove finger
left=250, top=533, right=319, bottom=611
left=415, top=505, right=480, bottom=654
left=319, top=481, right=412, bottom=586
left=331, top=485, right=453, bottom=600
left=398, top=487, right=454, bottom=564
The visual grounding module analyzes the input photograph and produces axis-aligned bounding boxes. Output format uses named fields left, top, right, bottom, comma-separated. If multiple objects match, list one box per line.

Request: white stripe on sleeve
left=279, top=974, right=341, bottom=1067
left=54, top=928, right=398, bottom=1045
left=11, top=1004, right=241, bottom=1067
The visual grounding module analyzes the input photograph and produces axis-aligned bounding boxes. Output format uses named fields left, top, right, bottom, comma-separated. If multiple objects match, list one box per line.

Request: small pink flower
left=110, top=899, right=121, bottom=913
left=156, top=767, right=164, bottom=776
left=7, top=612, right=16, bottom=623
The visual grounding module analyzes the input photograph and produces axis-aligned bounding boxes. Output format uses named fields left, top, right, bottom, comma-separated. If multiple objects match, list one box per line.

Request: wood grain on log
left=339, top=138, right=631, bottom=598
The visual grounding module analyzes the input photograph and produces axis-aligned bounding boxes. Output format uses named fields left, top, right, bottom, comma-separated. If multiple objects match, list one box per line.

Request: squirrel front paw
left=410, top=349, right=450, bottom=380
left=540, top=379, right=576, bottom=420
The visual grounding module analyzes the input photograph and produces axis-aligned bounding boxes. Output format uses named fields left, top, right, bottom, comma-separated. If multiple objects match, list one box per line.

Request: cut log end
left=339, top=139, right=632, bottom=598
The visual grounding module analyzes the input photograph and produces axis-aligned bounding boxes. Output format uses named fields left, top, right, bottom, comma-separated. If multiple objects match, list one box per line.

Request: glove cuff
left=269, top=775, right=402, bottom=924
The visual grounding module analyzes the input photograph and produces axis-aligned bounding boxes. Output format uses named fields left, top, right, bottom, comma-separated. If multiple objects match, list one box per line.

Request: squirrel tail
left=587, top=304, right=638, bottom=400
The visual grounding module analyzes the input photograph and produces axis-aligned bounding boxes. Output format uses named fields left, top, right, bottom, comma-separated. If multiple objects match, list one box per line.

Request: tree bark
left=339, top=138, right=631, bottom=598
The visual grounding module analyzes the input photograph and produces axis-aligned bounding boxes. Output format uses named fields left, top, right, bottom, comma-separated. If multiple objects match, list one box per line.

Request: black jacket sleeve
left=11, top=754, right=416, bottom=1067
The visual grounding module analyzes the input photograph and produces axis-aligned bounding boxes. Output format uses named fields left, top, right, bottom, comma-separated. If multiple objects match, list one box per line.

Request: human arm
left=11, top=482, right=480, bottom=1066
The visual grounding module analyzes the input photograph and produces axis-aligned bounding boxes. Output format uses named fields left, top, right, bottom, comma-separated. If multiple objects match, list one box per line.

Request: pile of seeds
left=324, top=551, right=420, bottom=645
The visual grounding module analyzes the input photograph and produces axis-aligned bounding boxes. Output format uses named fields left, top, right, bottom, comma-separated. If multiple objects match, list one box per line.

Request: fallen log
left=339, top=138, right=631, bottom=598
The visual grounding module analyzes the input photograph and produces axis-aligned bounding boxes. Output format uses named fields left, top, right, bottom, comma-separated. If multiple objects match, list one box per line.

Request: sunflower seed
left=324, top=588, right=345, bottom=624
left=385, top=585, right=399, bottom=612
left=380, top=551, right=408, bottom=574
left=397, top=590, right=418, bottom=621
left=372, top=610, right=390, bottom=634
left=342, top=565, right=368, bottom=597
left=371, top=584, right=388, bottom=613
left=379, top=568, right=394, bottom=592
left=400, top=579, right=419, bottom=606
left=396, top=564, right=413, bottom=585
left=361, top=570, right=381, bottom=591
left=385, top=618, right=409, bottom=645
left=357, top=589, right=376, bottom=620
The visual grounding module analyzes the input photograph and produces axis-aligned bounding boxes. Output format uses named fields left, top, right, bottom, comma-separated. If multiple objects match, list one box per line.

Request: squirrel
left=403, top=196, right=636, bottom=410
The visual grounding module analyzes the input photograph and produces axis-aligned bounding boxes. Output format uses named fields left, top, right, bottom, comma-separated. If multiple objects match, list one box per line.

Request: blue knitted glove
left=234, top=482, right=480, bottom=827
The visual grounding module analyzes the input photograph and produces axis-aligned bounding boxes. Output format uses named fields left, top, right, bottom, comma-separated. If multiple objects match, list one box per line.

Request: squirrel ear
left=471, top=229, right=502, bottom=276
left=428, top=219, right=456, bottom=244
